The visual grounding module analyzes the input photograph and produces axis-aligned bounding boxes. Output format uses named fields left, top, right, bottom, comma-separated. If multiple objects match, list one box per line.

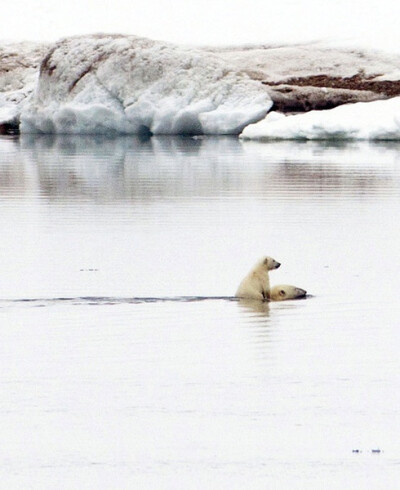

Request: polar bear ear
left=263, top=257, right=269, bottom=266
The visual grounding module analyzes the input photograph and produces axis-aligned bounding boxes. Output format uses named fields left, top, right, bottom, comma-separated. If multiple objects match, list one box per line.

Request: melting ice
left=20, top=34, right=272, bottom=135
left=240, top=97, right=400, bottom=141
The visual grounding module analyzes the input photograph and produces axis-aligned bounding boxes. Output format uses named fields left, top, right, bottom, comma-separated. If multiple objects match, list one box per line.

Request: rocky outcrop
left=0, top=41, right=49, bottom=133
left=209, top=43, right=400, bottom=112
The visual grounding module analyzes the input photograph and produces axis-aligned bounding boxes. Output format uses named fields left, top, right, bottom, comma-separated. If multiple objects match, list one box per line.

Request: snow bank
left=20, top=35, right=272, bottom=135
left=240, top=97, right=400, bottom=141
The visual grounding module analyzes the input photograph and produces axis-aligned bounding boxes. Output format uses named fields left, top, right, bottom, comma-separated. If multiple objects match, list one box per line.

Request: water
left=1, top=134, right=400, bottom=489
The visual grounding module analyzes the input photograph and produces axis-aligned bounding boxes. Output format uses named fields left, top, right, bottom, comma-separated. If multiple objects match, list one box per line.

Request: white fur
left=270, top=284, right=307, bottom=301
left=235, top=256, right=280, bottom=300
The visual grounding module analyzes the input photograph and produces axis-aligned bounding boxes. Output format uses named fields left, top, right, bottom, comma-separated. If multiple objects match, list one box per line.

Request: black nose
left=276, top=262, right=281, bottom=268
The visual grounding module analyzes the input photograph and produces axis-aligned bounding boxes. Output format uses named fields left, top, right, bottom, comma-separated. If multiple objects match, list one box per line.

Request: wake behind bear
left=235, top=256, right=307, bottom=301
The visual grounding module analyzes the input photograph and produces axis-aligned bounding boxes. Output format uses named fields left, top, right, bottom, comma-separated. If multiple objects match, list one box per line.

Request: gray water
left=1, top=134, right=400, bottom=489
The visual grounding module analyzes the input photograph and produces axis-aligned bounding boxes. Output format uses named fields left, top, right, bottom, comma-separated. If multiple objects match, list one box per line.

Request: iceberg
left=240, top=97, right=400, bottom=141
left=20, top=34, right=272, bottom=135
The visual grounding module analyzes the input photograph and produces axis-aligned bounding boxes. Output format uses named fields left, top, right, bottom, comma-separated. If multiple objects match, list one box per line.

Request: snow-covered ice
left=20, top=34, right=272, bottom=135
left=2, top=35, right=400, bottom=137
left=240, top=97, right=400, bottom=141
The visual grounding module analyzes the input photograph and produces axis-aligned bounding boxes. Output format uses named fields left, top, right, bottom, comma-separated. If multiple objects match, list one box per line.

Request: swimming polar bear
left=270, top=284, right=307, bottom=301
left=235, top=256, right=281, bottom=300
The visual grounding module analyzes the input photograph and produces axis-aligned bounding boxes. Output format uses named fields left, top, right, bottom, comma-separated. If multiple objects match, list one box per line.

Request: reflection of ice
left=1, top=135, right=400, bottom=202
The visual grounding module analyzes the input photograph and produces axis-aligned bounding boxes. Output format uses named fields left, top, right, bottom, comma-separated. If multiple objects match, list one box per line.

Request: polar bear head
left=260, top=256, right=281, bottom=271
left=270, top=284, right=307, bottom=301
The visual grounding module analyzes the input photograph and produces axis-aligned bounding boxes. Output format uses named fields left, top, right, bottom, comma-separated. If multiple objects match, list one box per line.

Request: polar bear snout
left=274, top=262, right=281, bottom=270
left=296, top=287, right=307, bottom=297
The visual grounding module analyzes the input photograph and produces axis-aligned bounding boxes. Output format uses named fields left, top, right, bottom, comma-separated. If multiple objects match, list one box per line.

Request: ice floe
left=20, top=34, right=272, bottom=135
left=240, top=97, right=400, bottom=141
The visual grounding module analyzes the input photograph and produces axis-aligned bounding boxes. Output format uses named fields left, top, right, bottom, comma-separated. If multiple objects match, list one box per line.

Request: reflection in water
left=237, top=297, right=271, bottom=315
left=0, top=135, right=399, bottom=202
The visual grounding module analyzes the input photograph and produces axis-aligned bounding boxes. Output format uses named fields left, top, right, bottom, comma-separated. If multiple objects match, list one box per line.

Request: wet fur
left=235, top=256, right=280, bottom=300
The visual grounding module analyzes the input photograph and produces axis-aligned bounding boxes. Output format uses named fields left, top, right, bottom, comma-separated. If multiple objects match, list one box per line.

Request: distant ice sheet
left=240, top=97, right=400, bottom=141
left=20, top=35, right=272, bottom=135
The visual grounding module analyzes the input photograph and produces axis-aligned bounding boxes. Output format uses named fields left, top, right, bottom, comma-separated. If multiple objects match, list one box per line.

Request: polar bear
left=270, top=284, right=307, bottom=301
left=235, top=256, right=281, bottom=300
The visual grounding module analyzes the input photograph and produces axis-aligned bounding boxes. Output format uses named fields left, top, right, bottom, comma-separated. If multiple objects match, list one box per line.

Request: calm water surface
left=1, top=135, right=400, bottom=489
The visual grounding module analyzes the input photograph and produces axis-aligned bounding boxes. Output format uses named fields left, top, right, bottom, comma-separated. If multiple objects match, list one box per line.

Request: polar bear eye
left=280, top=290, right=286, bottom=296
